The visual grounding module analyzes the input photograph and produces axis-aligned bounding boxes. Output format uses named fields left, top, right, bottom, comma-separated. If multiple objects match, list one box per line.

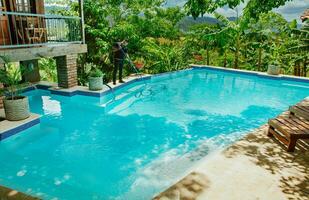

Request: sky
left=165, top=0, right=309, bottom=23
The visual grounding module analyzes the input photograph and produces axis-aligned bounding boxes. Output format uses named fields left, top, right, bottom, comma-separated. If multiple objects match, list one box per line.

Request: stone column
left=55, top=54, right=78, bottom=88
left=20, top=59, right=41, bottom=83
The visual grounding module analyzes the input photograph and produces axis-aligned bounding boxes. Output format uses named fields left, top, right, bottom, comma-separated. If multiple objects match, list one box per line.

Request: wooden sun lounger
left=268, top=99, right=309, bottom=152
left=289, top=99, right=309, bottom=121
left=268, top=115, right=309, bottom=152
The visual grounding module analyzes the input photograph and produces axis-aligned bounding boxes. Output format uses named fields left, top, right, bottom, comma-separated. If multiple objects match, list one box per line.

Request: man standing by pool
left=112, top=40, right=128, bottom=85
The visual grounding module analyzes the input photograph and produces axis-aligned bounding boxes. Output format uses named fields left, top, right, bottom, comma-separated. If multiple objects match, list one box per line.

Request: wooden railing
left=0, top=11, right=82, bottom=49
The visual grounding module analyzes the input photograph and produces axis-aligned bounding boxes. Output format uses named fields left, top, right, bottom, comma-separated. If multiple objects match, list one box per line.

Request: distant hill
left=177, top=16, right=303, bottom=31
left=177, top=16, right=237, bottom=32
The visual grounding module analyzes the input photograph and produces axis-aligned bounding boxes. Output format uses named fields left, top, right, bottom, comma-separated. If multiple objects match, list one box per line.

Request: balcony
left=0, top=11, right=82, bottom=49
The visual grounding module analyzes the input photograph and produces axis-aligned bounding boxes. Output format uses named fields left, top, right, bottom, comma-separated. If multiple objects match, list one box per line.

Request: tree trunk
left=234, top=35, right=240, bottom=69
left=258, top=47, right=262, bottom=72
left=223, top=51, right=227, bottom=68
left=294, top=62, right=300, bottom=76
left=206, top=48, right=210, bottom=65
left=234, top=50, right=238, bottom=69
left=304, top=59, right=308, bottom=77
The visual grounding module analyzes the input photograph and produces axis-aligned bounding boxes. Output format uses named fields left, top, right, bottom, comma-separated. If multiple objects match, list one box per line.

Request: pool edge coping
left=190, top=64, right=309, bottom=83
left=0, top=112, right=41, bottom=141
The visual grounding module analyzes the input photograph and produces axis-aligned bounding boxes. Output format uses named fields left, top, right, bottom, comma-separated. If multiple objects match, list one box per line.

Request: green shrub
left=39, top=58, right=57, bottom=82
left=89, top=68, right=104, bottom=78
left=0, top=56, right=31, bottom=99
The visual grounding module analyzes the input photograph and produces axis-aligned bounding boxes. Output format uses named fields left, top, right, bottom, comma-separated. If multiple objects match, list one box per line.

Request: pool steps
left=102, top=84, right=145, bottom=112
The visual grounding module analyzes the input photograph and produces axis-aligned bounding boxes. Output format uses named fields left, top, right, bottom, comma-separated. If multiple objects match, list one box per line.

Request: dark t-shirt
left=113, top=42, right=127, bottom=60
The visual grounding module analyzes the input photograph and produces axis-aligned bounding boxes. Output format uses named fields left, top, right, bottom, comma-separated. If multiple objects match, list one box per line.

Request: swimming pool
left=1, top=67, right=309, bottom=199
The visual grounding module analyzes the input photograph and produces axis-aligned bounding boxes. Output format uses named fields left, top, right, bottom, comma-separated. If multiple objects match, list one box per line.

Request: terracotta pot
left=267, top=65, right=281, bottom=75
left=89, top=76, right=103, bottom=91
left=4, top=96, right=30, bottom=121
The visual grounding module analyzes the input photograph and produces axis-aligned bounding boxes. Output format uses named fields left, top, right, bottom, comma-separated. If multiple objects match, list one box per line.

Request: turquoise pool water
left=1, top=68, right=309, bottom=199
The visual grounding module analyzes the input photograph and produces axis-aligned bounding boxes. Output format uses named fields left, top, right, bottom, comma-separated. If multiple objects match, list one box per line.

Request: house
left=0, top=0, right=87, bottom=108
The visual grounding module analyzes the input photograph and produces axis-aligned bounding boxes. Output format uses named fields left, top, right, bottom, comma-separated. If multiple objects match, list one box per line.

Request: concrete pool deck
left=0, top=110, right=40, bottom=141
left=154, top=125, right=309, bottom=200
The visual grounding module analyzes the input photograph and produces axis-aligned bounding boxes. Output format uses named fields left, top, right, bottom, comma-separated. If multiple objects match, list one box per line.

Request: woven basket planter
left=4, top=96, right=30, bottom=121
left=89, top=76, right=103, bottom=91
left=267, top=65, right=281, bottom=75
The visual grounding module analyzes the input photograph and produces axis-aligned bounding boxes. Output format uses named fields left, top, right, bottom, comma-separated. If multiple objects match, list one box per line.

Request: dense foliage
left=184, top=0, right=292, bottom=19
left=42, top=0, right=308, bottom=84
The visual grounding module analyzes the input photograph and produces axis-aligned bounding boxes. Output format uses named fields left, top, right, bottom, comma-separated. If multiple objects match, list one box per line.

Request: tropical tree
left=286, top=21, right=309, bottom=76
left=184, top=0, right=292, bottom=20
left=141, top=38, right=188, bottom=73
left=188, top=24, right=218, bottom=65
left=244, top=12, right=288, bottom=71
left=214, top=13, right=244, bottom=69
left=42, top=0, right=308, bottom=84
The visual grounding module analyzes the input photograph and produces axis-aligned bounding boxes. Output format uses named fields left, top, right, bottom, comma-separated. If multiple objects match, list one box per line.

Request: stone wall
left=55, top=54, right=78, bottom=88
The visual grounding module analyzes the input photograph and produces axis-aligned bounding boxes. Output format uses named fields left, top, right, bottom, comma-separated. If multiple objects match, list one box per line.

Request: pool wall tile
left=50, top=90, right=77, bottom=97
left=193, top=65, right=259, bottom=76
left=0, top=118, right=40, bottom=141
left=282, top=76, right=309, bottom=83
left=36, top=84, right=52, bottom=90
left=191, top=65, right=309, bottom=83
left=22, top=86, right=37, bottom=93
left=76, top=90, right=102, bottom=97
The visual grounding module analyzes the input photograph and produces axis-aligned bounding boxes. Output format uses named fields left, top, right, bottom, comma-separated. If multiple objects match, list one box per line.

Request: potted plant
left=267, top=44, right=281, bottom=75
left=0, top=58, right=30, bottom=121
left=88, top=67, right=104, bottom=91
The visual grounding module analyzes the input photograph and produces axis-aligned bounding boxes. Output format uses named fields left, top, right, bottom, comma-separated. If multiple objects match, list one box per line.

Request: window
left=15, top=0, right=31, bottom=13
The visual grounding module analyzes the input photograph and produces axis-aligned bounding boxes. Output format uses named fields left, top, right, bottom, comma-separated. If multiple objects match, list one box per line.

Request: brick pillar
left=55, top=54, right=78, bottom=88
left=21, top=59, right=41, bottom=83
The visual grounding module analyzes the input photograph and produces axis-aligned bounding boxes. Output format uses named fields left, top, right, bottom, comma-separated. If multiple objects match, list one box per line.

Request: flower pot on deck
left=4, top=96, right=30, bottom=121
left=89, top=76, right=104, bottom=91
left=267, top=65, right=281, bottom=75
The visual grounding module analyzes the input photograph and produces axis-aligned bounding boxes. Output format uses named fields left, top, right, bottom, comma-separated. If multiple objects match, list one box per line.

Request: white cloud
left=166, top=0, right=309, bottom=23
left=274, top=0, right=309, bottom=23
